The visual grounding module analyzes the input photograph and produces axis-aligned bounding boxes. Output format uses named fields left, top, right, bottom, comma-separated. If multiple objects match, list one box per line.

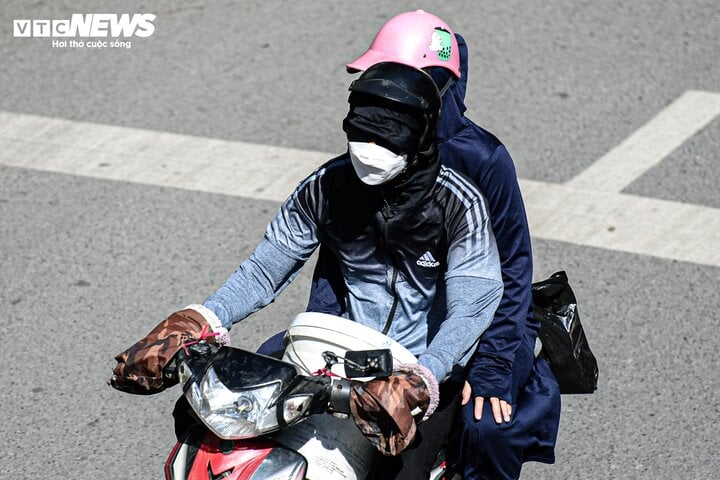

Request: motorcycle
left=163, top=312, right=458, bottom=480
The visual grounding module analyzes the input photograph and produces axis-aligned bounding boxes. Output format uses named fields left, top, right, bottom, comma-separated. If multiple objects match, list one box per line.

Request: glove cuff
left=397, top=363, right=439, bottom=421
left=184, top=304, right=231, bottom=346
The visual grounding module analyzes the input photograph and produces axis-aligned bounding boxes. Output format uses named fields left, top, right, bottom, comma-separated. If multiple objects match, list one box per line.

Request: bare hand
left=461, top=380, right=512, bottom=423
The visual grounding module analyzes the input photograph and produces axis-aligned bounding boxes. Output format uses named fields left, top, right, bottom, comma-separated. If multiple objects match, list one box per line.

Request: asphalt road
left=1, top=1, right=719, bottom=479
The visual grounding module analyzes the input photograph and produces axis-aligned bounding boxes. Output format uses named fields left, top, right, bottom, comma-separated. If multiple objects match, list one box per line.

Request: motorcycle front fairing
left=166, top=342, right=395, bottom=480
left=177, top=345, right=334, bottom=440
left=165, top=424, right=308, bottom=480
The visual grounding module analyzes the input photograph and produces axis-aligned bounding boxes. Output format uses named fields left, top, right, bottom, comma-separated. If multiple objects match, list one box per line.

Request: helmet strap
left=438, top=77, right=455, bottom=98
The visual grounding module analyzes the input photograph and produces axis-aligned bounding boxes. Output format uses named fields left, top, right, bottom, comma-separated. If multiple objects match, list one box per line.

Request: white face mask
left=348, top=141, right=408, bottom=186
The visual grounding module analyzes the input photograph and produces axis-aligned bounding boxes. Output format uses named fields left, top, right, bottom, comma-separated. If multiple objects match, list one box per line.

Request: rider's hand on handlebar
left=109, top=305, right=228, bottom=395
left=461, top=381, right=512, bottom=424
left=349, top=363, right=439, bottom=456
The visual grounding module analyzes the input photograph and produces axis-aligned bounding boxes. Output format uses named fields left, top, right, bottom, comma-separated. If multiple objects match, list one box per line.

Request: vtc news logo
left=13, top=13, right=156, bottom=38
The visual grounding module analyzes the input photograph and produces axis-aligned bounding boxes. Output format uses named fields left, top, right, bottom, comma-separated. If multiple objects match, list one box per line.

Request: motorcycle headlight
left=185, top=366, right=281, bottom=439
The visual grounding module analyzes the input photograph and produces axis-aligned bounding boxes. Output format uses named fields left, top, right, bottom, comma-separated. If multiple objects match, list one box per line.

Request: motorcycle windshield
left=212, top=347, right=298, bottom=391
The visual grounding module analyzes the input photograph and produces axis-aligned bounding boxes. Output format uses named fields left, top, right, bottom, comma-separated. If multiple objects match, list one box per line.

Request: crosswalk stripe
left=0, top=111, right=327, bottom=202
left=565, top=90, right=720, bottom=192
left=521, top=180, right=720, bottom=267
left=1, top=106, right=718, bottom=268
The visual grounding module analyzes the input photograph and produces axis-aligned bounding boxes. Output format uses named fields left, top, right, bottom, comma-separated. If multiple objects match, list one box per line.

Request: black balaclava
left=343, top=94, right=432, bottom=161
left=343, top=94, right=440, bottom=207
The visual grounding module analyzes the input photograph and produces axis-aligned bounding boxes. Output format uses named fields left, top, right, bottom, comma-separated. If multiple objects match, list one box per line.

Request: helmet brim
left=347, top=49, right=394, bottom=74
left=349, top=78, right=430, bottom=111
left=346, top=49, right=461, bottom=79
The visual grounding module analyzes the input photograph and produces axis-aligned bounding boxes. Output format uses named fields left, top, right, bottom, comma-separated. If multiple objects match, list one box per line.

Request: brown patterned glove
left=349, top=363, right=439, bottom=456
left=109, top=305, right=229, bottom=395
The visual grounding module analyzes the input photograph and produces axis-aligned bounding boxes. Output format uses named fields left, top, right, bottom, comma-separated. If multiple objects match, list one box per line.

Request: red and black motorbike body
left=162, top=343, right=398, bottom=480
left=166, top=425, right=308, bottom=480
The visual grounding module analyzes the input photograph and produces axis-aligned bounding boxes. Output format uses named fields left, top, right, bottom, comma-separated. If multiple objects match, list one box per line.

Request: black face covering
left=343, top=95, right=428, bottom=160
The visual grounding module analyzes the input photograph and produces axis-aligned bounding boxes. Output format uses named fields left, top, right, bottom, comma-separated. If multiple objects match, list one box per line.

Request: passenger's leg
left=459, top=356, right=561, bottom=480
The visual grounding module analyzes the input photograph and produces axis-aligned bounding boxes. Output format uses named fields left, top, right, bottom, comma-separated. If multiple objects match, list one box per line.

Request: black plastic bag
left=532, top=271, right=598, bottom=394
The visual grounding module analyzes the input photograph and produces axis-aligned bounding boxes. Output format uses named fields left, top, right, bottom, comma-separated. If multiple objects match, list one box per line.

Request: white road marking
left=521, top=180, right=720, bottom=267
left=1, top=91, right=719, bottom=268
left=0, top=111, right=328, bottom=202
left=565, top=90, right=720, bottom=192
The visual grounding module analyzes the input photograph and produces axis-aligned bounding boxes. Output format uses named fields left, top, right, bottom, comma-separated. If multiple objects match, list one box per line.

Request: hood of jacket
left=435, top=33, right=470, bottom=142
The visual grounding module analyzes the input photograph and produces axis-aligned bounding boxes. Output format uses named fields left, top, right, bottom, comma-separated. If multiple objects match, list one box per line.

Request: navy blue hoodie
left=434, top=36, right=538, bottom=403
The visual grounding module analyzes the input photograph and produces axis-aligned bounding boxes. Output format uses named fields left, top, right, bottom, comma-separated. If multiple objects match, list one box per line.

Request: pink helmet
left=347, top=10, right=461, bottom=78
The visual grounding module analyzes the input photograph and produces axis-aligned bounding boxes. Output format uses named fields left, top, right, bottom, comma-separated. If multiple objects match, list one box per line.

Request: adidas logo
left=416, top=251, right=440, bottom=268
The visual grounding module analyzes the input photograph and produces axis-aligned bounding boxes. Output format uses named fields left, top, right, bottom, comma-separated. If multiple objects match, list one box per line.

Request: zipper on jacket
left=380, top=199, right=399, bottom=335
left=383, top=269, right=400, bottom=335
